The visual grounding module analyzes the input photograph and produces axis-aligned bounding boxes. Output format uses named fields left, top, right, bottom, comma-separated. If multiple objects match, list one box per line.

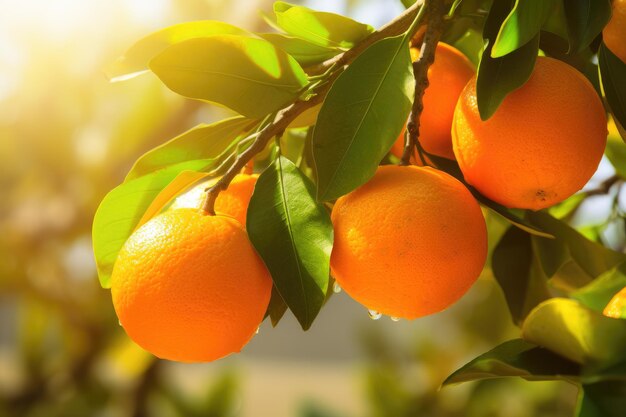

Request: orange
left=330, top=165, right=487, bottom=319
left=391, top=43, right=475, bottom=160
left=604, top=287, right=626, bottom=319
left=603, top=0, right=626, bottom=63
left=214, top=173, right=257, bottom=225
left=170, top=173, right=257, bottom=226
left=452, top=56, right=607, bottom=210
left=111, top=209, right=272, bottom=362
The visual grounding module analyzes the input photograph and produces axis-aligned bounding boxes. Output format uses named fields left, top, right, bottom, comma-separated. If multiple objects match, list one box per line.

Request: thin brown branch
left=200, top=0, right=433, bottom=214
left=401, top=0, right=446, bottom=166
left=585, top=175, right=622, bottom=197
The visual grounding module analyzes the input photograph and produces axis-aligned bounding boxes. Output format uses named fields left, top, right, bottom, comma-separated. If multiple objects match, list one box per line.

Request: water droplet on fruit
left=368, top=309, right=382, bottom=320
left=391, top=317, right=401, bottom=322
left=255, top=327, right=260, bottom=335
left=118, top=320, right=122, bottom=326
left=333, top=282, right=342, bottom=293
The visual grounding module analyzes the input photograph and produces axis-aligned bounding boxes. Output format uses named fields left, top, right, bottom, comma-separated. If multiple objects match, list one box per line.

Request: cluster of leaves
left=93, top=1, right=626, bottom=415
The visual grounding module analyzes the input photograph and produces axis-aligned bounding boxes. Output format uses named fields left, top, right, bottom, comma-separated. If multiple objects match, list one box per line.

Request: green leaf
left=106, top=21, right=251, bottom=82
left=477, top=0, right=539, bottom=120
left=492, top=0, right=556, bottom=58
left=265, top=286, right=289, bottom=327
left=563, top=0, right=612, bottom=53
left=150, top=35, right=309, bottom=119
left=599, top=43, right=626, bottom=143
left=492, top=226, right=551, bottom=324
left=527, top=211, right=626, bottom=280
left=259, top=33, right=341, bottom=65
left=93, top=163, right=213, bottom=287
left=313, top=35, right=413, bottom=201
left=443, top=339, right=580, bottom=386
left=522, top=298, right=626, bottom=368
left=577, top=381, right=626, bottom=417
left=273, top=1, right=373, bottom=49
left=572, top=262, right=626, bottom=313
left=127, top=117, right=253, bottom=180
left=247, top=156, right=333, bottom=330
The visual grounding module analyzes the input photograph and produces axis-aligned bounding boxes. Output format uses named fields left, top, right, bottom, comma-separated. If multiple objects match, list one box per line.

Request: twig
left=401, top=0, right=445, bottom=166
left=585, top=175, right=622, bottom=196
left=201, top=0, right=430, bottom=214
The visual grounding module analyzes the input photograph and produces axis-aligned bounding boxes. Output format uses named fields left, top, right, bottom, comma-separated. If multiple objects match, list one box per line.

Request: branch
left=585, top=175, right=622, bottom=197
left=401, top=0, right=445, bottom=166
left=201, top=0, right=430, bottom=215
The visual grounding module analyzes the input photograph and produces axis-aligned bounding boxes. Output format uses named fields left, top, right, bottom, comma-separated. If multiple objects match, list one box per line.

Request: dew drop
left=255, top=327, right=260, bottom=335
left=118, top=320, right=122, bottom=326
left=332, top=281, right=342, bottom=293
left=390, top=316, right=401, bottom=322
left=368, top=309, right=382, bottom=320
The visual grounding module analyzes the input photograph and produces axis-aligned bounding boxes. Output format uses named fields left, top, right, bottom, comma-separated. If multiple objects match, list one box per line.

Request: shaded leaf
left=93, top=163, right=213, bottom=287
left=265, top=286, right=289, bottom=327
left=606, top=122, right=626, bottom=177
left=259, top=33, right=341, bottom=65
left=443, top=339, right=580, bottom=386
left=492, top=0, right=556, bottom=58
left=150, top=35, right=309, bottom=118
left=273, top=1, right=373, bottom=49
left=576, top=381, right=626, bottom=417
left=527, top=211, right=626, bottom=280
left=127, top=117, right=253, bottom=180
left=313, top=35, right=413, bottom=201
left=522, top=298, right=626, bottom=368
left=477, top=0, right=539, bottom=120
left=247, top=156, right=333, bottom=330
left=563, top=0, right=611, bottom=53
left=492, top=226, right=551, bottom=324
left=106, top=21, right=250, bottom=82
left=599, top=44, right=626, bottom=143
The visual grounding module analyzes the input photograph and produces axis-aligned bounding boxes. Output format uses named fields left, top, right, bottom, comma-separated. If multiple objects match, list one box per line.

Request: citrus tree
left=93, top=0, right=626, bottom=415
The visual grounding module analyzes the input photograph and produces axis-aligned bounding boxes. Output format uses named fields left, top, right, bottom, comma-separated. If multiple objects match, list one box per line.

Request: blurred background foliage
left=1, top=0, right=624, bottom=416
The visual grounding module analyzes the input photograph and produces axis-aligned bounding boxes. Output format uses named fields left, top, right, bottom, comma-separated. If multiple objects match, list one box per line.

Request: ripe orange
left=170, top=173, right=257, bottom=226
left=603, top=0, right=626, bottom=63
left=330, top=165, right=487, bottom=319
left=452, top=57, right=607, bottom=210
left=391, top=43, right=475, bottom=160
left=214, top=173, right=257, bottom=225
left=604, top=287, right=626, bottom=319
left=111, top=209, right=272, bottom=362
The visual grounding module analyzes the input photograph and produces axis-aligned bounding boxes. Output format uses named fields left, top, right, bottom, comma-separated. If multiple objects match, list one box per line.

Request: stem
left=201, top=0, right=431, bottom=215
left=400, top=0, right=445, bottom=166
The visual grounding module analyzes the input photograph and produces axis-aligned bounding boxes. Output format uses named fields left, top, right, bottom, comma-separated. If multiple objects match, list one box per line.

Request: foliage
left=91, top=0, right=626, bottom=415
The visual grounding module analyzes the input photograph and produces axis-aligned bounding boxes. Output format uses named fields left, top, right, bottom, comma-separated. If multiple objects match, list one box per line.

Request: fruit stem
left=201, top=0, right=433, bottom=215
left=401, top=0, right=445, bottom=166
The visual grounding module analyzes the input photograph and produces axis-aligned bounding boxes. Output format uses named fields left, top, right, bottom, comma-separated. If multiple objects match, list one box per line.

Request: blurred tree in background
left=1, top=0, right=624, bottom=416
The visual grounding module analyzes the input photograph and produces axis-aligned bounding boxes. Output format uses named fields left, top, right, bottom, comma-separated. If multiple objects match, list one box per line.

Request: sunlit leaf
left=260, top=33, right=341, bottom=65
left=522, top=298, right=626, bottom=367
left=492, top=226, right=551, bottom=324
left=477, top=0, right=538, bottom=120
left=443, top=339, right=580, bottom=386
left=599, top=44, right=626, bottom=143
left=273, top=1, right=373, bottom=49
left=106, top=21, right=251, bottom=82
left=606, top=120, right=626, bottom=177
left=492, top=0, right=556, bottom=58
left=563, top=0, right=611, bottom=53
left=313, top=35, right=413, bottom=201
left=247, top=156, right=333, bottom=330
left=127, top=117, right=253, bottom=180
left=572, top=262, right=626, bottom=313
left=93, top=161, right=214, bottom=287
left=135, top=171, right=209, bottom=227
left=150, top=35, right=309, bottom=118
